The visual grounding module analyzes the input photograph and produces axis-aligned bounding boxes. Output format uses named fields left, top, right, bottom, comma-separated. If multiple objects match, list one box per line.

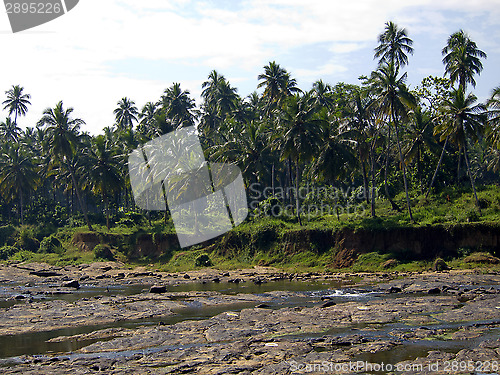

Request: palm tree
left=2, top=85, right=31, bottom=125
left=404, top=107, right=439, bottom=191
left=0, top=118, right=22, bottom=143
left=311, top=80, right=335, bottom=111
left=257, top=62, right=301, bottom=113
left=374, top=21, right=414, bottom=68
left=0, top=144, right=39, bottom=225
left=442, top=30, right=487, bottom=93
left=486, top=86, right=500, bottom=148
left=274, top=93, right=324, bottom=225
left=113, top=97, right=139, bottom=130
left=82, top=135, right=123, bottom=230
left=161, top=83, right=196, bottom=129
left=37, top=101, right=93, bottom=230
left=434, top=89, right=486, bottom=213
left=370, top=63, right=417, bottom=221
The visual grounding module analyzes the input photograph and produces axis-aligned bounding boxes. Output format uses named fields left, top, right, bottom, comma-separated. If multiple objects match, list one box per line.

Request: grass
left=0, top=185, right=499, bottom=273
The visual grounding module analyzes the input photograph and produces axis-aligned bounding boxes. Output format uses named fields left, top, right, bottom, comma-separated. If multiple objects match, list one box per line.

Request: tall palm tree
left=311, top=80, right=335, bottom=111
left=274, top=93, right=324, bottom=225
left=257, top=62, right=301, bottom=113
left=442, top=30, right=487, bottom=93
left=370, top=63, right=417, bottom=221
left=434, top=89, right=486, bottom=213
left=113, top=97, right=139, bottom=130
left=2, top=85, right=31, bottom=125
left=82, top=135, right=123, bottom=230
left=486, top=86, right=500, bottom=148
left=161, top=83, right=196, bottom=129
left=374, top=21, right=414, bottom=68
left=0, top=144, right=38, bottom=225
left=0, top=118, right=22, bottom=143
left=38, top=101, right=93, bottom=230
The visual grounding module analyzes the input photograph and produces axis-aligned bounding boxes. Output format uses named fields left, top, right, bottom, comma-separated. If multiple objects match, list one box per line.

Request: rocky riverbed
left=0, top=262, right=499, bottom=374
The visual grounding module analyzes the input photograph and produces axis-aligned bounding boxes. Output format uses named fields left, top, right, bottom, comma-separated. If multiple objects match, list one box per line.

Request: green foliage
left=195, top=253, right=212, bottom=267
left=39, top=234, right=62, bottom=253
left=0, top=245, right=17, bottom=260
left=0, top=225, right=16, bottom=246
left=15, top=226, right=40, bottom=252
left=93, top=244, right=115, bottom=261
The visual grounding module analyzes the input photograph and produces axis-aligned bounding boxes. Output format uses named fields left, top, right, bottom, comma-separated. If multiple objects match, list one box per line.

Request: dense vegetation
left=0, top=22, right=499, bottom=269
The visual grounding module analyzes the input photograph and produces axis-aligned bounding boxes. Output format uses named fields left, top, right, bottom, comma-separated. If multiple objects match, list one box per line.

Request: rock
left=433, top=258, right=449, bottom=271
left=428, top=287, right=441, bottom=295
left=183, top=274, right=190, bottom=279
left=321, top=301, right=336, bottom=308
left=29, top=270, right=62, bottom=277
left=149, top=285, right=167, bottom=294
left=389, top=286, right=402, bottom=293
left=464, top=253, right=500, bottom=264
left=321, top=296, right=334, bottom=301
left=256, top=304, right=270, bottom=309
left=62, top=280, right=80, bottom=289
left=212, top=277, right=220, bottom=283
left=14, top=294, right=26, bottom=300
left=228, top=278, right=241, bottom=284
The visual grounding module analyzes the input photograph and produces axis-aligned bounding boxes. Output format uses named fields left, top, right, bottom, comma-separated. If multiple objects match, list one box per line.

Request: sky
left=1, top=0, right=500, bottom=135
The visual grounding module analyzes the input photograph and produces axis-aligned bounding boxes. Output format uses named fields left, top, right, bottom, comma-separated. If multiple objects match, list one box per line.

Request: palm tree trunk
left=19, top=190, right=24, bottom=226
left=67, top=163, right=93, bottom=231
left=392, top=110, right=414, bottom=222
left=426, top=136, right=448, bottom=198
left=104, top=194, right=110, bottom=231
left=463, top=143, right=482, bottom=215
left=370, top=145, right=376, bottom=218
left=358, top=146, right=369, bottom=205
left=457, top=149, right=461, bottom=185
left=295, top=159, right=302, bottom=226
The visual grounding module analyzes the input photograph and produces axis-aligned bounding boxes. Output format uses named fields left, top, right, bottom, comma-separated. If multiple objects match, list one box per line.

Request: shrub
left=195, top=253, right=212, bottom=267
left=0, top=245, right=18, bottom=260
left=0, top=225, right=16, bottom=246
left=15, top=226, right=40, bottom=252
left=39, top=234, right=62, bottom=253
left=94, top=244, right=115, bottom=261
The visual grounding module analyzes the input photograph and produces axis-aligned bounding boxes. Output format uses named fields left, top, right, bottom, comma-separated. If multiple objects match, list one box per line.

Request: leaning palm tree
left=0, top=144, right=39, bottom=225
left=37, top=101, right=93, bottom=230
left=82, top=135, right=123, bottom=230
left=434, top=89, right=486, bottom=213
left=114, top=97, right=139, bottom=130
left=370, top=63, right=417, bottom=221
left=374, top=21, right=414, bottom=68
left=442, top=30, right=487, bottom=93
left=2, top=85, right=31, bottom=125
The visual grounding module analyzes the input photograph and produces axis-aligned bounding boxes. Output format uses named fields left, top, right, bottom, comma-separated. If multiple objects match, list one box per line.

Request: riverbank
left=0, top=262, right=499, bottom=374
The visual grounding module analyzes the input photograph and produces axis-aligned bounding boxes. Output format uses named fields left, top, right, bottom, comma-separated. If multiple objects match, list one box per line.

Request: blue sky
left=1, top=0, right=499, bottom=134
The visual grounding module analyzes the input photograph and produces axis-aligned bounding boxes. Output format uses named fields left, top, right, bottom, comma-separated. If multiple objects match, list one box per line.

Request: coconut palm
left=0, top=144, right=38, bottom=225
left=114, top=97, right=139, bottom=130
left=37, top=101, right=93, bottom=230
left=442, top=30, right=487, bottom=92
left=370, top=63, right=417, bottom=221
left=311, top=80, right=335, bottom=111
left=486, top=86, right=500, bottom=148
left=274, top=93, right=325, bottom=225
left=2, top=85, right=31, bottom=125
left=161, top=83, right=196, bottom=129
left=434, top=89, right=486, bottom=213
left=258, top=62, right=301, bottom=113
left=0, top=117, right=22, bottom=143
left=374, top=21, right=414, bottom=68
left=82, top=135, right=123, bottom=230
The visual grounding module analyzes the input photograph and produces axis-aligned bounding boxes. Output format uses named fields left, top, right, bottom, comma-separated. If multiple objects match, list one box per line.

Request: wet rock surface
left=0, top=263, right=499, bottom=373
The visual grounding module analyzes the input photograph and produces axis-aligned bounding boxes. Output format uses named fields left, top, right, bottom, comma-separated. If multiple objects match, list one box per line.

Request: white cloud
left=0, top=0, right=499, bottom=134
